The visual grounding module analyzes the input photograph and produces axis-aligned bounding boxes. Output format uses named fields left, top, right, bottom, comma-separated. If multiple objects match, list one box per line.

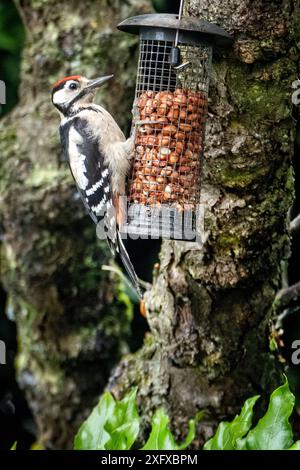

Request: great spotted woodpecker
left=51, top=75, right=141, bottom=297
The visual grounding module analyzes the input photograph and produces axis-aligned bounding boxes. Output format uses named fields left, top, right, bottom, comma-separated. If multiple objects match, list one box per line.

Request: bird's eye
left=68, top=82, right=78, bottom=90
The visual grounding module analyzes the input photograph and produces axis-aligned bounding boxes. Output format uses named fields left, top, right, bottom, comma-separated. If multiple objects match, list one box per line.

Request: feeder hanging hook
left=170, top=0, right=186, bottom=67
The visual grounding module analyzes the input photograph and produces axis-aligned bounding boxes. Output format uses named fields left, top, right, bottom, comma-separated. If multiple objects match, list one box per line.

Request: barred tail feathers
left=116, top=232, right=142, bottom=298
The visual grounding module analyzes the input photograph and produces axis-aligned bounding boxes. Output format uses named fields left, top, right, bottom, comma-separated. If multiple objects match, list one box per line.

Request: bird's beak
left=85, top=75, right=114, bottom=91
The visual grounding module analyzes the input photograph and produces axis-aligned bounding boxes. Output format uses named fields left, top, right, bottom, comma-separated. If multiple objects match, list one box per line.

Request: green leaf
left=74, top=389, right=140, bottom=450
left=245, top=378, right=295, bottom=450
left=289, top=441, right=300, bottom=450
left=141, top=409, right=201, bottom=451
left=10, top=442, right=17, bottom=450
left=204, top=395, right=260, bottom=450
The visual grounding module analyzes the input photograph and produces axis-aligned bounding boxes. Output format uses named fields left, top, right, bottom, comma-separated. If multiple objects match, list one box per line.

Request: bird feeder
left=118, top=13, right=231, bottom=240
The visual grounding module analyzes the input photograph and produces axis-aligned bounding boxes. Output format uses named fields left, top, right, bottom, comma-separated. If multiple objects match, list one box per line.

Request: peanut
left=140, top=135, right=157, bottom=147
left=162, top=100, right=173, bottom=107
left=187, top=113, right=200, bottom=122
left=158, top=147, right=171, bottom=159
left=169, top=171, right=179, bottom=180
left=174, top=132, right=185, bottom=141
left=155, top=159, right=168, bottom=168
left=174, top=94, right=187, bottom=105
left=179, top=123, right=192, bottom=132
left=178, top=166, right=191, bottom=173
left=188, top=103, right=198, bottom=113
left=132, top=181, right=142, bottom=191
left=138, top=97, right=147, bottom=109
left=163, top=184, right=173, bottom=200
left=145, top=90, right=155, bottom=98
left=145, top=167, right=159, bottom=176
left=160, top=166, right=173, bottom=177
left=169, top=152, right=179, bottom=164
left=174, top=141, right=184, bottom=155
left=160, top=92, right=174, bottom=102
left=167, top=108, right=179, bottom=122
left=162, top=125, right=177, bottom=136
left=149, top=183, right=158, bottom=192
left=145, top=148, right=158, bottom=159
left=130, top=88, right=206, bottom=207
left=159, top=136, right=172, bottom=147
left=158, top=153, right=168, bottom=162
left=157, top=103, right=168, bottom=116
left=179, top=109, right=188, bottom=120
left=141, top=124, right=154, bottom=135
left=144, top=105, right=154, bottom=115
left=184, top=150, right=193, bottom=159
left=154, top=117, right=168, bottom=129
left=136, top=145, right=144, bottom=155
left=180, top=178, right=190, bottom=188
left=186, top=142, right=195, bottom=151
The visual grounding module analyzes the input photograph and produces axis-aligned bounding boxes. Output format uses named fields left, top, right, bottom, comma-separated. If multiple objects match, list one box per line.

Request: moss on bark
left=0, top=0, right=151, bottom=449
left=108, top=0, right=298, bottom=447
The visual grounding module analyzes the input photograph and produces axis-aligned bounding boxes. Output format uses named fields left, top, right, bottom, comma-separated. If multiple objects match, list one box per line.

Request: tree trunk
left=0, top=0, right=151, bottom=449
left=109, top=0, right=297, bottom=445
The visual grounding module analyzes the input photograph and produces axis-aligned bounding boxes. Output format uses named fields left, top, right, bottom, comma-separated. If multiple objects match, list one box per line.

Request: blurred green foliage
left=74, top=379, right=300, bottom=450
left=74, top=388, right=198, bottom=450
left=0, top=0, right=25, bottom=118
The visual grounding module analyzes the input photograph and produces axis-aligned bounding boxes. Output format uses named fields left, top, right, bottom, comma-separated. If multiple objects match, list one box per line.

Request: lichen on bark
left=108, top=0, right=298, bottom=446
left=0, top=0, right=151, bottom=449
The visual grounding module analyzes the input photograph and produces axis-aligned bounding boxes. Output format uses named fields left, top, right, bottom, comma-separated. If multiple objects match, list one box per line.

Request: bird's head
left=51, top=74, right=113, bottom=115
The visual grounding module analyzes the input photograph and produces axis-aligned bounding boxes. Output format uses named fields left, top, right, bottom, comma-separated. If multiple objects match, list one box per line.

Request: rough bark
left=0, top=0, right=151, bottom=449
left=109, top=0, right=298, bottom=446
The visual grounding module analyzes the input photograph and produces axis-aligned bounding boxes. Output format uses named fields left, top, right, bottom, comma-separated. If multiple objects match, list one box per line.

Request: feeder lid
left=117, top=13, right=233, bottom=47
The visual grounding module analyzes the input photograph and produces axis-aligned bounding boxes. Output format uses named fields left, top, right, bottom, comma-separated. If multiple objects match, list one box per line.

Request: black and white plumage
left=51, top=75, right=141, bottom=297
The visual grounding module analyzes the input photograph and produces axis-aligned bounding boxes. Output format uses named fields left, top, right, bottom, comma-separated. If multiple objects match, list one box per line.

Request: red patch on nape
left=52, top=75, right=81, bottom=89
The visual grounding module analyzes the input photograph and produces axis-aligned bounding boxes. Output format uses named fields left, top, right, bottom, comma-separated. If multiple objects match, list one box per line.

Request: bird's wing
left=59, top=116, right=117, bottom=248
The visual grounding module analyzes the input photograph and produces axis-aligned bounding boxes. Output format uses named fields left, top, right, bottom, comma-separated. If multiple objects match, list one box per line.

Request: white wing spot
left=92, top=198, right=106, bottom=214
left=86, top=178, right=104, bottom=196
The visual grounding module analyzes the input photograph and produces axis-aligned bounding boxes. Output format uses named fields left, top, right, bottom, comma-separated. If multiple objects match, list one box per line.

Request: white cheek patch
left=53, top=88, right=69, bottom=105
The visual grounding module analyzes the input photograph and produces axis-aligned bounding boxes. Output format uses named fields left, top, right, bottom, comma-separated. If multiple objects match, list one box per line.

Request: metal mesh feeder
left=118, top=13, right=232, bottom=241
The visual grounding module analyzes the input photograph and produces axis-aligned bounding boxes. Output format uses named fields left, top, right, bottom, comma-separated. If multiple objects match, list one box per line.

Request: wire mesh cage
left=118, top=14, right=231, bottom=241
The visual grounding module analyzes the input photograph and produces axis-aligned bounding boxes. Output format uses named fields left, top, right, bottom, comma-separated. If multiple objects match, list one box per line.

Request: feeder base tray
left=120, top=204, right=198, bottom=241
